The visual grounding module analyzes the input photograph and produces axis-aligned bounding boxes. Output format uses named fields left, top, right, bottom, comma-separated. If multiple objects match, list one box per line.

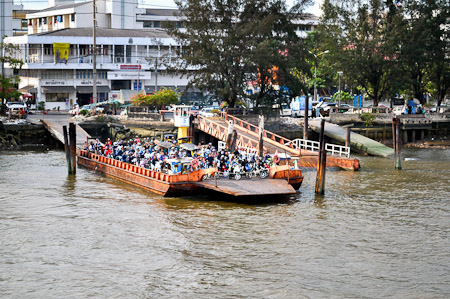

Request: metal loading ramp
left=195, top=178, right=296, bottom=196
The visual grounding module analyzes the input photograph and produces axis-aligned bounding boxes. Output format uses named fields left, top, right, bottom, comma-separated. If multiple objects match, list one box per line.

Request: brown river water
left=1, top=148, right=449, bottom=298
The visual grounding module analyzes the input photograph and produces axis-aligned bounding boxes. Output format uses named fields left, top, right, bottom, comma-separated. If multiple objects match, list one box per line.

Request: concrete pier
left=309, top=120, right=394, bottom=157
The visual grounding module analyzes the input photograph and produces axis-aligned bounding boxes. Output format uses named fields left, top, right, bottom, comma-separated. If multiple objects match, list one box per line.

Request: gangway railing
left=220, top=111, right=296, bottom=149
left=197, top=115, right=261, bottom=150
left=286, top=139, right=350, bottom=158
left=198, top=113, right=351, bottom=158
left=220, top=112, right=351, bottom=157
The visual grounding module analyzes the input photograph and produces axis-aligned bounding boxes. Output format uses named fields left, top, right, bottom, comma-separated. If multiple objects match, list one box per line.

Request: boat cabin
left=163, top=157, right=194, bottom=174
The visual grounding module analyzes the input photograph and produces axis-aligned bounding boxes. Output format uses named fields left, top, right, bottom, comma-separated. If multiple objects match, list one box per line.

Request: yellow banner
left=53, top=43, right=70, bottom=63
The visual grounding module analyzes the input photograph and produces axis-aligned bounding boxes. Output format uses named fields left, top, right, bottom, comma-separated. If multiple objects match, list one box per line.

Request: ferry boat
left=77, top=149, right=303, bottom=197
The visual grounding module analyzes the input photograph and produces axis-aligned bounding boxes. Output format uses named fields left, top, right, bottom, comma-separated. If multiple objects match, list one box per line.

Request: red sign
left=120, top=65, right=141, bottom=70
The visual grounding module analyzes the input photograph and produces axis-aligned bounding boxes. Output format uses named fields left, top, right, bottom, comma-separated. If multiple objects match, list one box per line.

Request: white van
left=280, top=104, right=292, bottom=116
left=392, top=105, right=405, bottom=116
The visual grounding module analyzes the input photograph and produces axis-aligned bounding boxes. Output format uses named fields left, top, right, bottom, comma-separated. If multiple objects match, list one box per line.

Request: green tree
left=318, top=0, right=403, bottom=106
left=420, top=0, right=449, bottom=107
left=1, top=40, right=24, bottom=113
left=131, top=88, right=179, bottom=109
left=169, top=0, right=312, bottom=107
left=242, top=0, right=312, bottom=106
left=396, top=0, right=450, bottom=105
left=303, top=31, right=336, bottom=99
left=398, top=1, right=433, bottom=104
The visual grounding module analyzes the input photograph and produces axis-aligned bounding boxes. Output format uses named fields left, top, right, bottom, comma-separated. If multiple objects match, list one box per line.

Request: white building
left=5, top=1, right=191, bottom=110
left=4, top=2, right=319, bottom=110
left=1, top=0, right=24, bottom=38
left=6, top=27, right=187, bottom=109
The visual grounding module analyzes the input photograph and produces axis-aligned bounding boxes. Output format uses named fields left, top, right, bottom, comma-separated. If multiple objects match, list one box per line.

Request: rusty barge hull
left=78, top=155, right=196, bottom=197
left=77, top=150, right=303, bottom=198
left=77, top=150, right=214, bottom=197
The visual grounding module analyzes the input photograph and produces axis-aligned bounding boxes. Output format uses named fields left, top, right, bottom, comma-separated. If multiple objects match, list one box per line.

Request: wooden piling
left=258, top=115, right=264, bottom=157
left=392, top=118, right=402, bottom=169
left=230, top=129, right=237, bottom=152
left=63, top=125, right=73, bottom=174
left=226, top=120, right=234, bottom=149
left=303, top=96, right=309, bottom=141
left=315, top=119, right=327, bottom=194
left=343, top=124, right=353, bottom=148
left=69, top=123, right=77, bottom=174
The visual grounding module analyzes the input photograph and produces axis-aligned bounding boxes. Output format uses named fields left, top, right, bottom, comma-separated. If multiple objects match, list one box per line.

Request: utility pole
left=92, top=0, right=97, bottom=103
left=154, top=57, right=158, bottom=93
left=137, top=59, right=141, bottom=90
left=312, top=50, right=329, bottom=102
left=1, top=0, right=5, bottom=108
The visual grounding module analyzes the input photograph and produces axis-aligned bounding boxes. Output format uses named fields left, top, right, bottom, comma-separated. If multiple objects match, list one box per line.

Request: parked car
left=430, top=105, right=450, bottom=113
left=6, top=101, right=28, bottom=118
left=279, top=104, right=292, bottom=116
left=314, top=102, right=336, bottom=116
left=392, top=106, right=405, bottom=116
left=189, top=106, right=199, bottom=116
left=199, top=107, right=216, bottom=117
left=6, top=101, right=27, bottom=110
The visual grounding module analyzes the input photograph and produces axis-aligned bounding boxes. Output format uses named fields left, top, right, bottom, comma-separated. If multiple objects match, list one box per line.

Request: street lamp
left=312, top=50, right=329, bottom=102
left=337, top=71, right=343, bottom=109
left=303, top=50, right=328, bottom=141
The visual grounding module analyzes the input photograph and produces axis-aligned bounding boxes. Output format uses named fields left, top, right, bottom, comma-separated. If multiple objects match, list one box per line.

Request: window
left=46, top=93, right=69, bottom=102
left=79, top=45, right=89, bottom=56
left=44, top=45, right=52, bottom=56
left=143, top=21, right=151, bottom=28
left=29, top=47, right=38, bottom=55
left=153, top=21, right=160, bottom=28
left=76, top=70, right=100, bottom=79
left=71, top=14, right=75, bottom=22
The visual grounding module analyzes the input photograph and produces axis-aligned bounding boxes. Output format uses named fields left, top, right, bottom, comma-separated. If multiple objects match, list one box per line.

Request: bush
left=360, top=112, right=374, bottom=127
left=131, top=88, right=180, bottom=109
left=332, top=91, right=353, bottom=103
left=38, top=101, right=45, bottom=111
left=79, top=109, right=90, bottom=116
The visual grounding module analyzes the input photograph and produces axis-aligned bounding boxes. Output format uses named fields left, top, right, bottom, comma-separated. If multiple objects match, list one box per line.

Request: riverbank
left=404, top=137, right=450, bottom=149
left=3, top=112, right=450, bottom=154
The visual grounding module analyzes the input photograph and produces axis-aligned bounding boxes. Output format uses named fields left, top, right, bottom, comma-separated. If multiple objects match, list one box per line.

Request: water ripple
left=0, top=149, right=449, bottom=298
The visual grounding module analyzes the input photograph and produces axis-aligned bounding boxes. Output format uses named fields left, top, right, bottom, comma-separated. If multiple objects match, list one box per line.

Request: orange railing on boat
left=78, top=150, right=214, bottom=183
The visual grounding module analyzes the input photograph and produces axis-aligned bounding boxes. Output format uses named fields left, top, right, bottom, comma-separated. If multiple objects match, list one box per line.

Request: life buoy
left=191, top=158, right=199, bottom=169
left=273, top=154, right=280, bottom=164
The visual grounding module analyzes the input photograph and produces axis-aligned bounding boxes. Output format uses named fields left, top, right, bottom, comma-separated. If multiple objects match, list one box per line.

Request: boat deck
left=195, top=178, right=296, bottom=196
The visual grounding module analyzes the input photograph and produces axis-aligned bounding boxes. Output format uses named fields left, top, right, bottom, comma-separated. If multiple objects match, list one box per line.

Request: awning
left=18, top=85, right=37, bottom=93
left=41, top=86, right=76, bottom=93
left=76, top=86, right=111, bottom=94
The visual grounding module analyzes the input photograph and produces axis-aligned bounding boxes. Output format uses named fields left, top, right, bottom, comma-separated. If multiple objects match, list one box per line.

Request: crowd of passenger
left=83, top=136, right=277, bottom=174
